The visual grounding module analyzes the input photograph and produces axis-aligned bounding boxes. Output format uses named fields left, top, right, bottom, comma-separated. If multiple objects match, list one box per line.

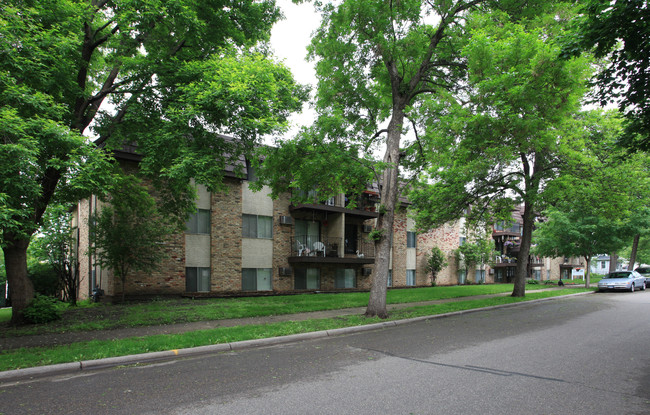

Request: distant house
left=590, top=255, right=627, bottom=274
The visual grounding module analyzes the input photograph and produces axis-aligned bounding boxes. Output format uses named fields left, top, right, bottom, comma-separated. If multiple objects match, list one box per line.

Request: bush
left=543, top=280, right=555, bottom=285
left=526, top=279, right=540, bottom=285
left=23, top=294, right=63, bottom=324
left=28, top=263, right=60, bottom=297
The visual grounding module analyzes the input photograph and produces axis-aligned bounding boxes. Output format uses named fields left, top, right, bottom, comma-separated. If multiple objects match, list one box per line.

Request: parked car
left=598, top=270, right=647, bottom=292
left=635, top=267, right=650, bottom=288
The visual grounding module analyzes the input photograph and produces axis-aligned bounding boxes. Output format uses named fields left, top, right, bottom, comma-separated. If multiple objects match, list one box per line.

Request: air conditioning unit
left=362, top=225, right=372, bottom=233
left=362, top=268, right=372, bottom=276
left=278, top=267, right=292, bottom=276
left=279, top=216, right=293, bottom=225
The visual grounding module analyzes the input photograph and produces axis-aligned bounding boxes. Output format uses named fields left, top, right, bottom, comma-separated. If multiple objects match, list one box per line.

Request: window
left=600, top=261, right=606, bottom=269
left=186, top=267, right=210, bottom=292
left=242, top=268, right=272, bottom=291
left=186, top=209, right=210, bottom=234
left=295, top=268, right=320, bottom=290
left=295, top=219, right=320, bottom=247
left=458, top=269, right=467, bottom=285
left=295, top=188, right=318, bottom=203
left=459, top=236, right=466, bottom=246
left=406, top=269, right=416, bottom=286
left=387, top=270, right=393, bottom=287
left=242, top=214, right=273, bottom=239
left=335, top=269, right=356, bottom=288
left=531, top=269, right=541, bottom=281
left=407, top=231, right=416, bottom=248
left=475, top=269, right=486, bottom=284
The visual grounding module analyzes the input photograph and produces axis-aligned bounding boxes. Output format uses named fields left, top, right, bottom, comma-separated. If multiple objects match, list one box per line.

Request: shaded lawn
left=1, top=284, right=561, bottom=336
left=0, top=288, right=593, bottom=371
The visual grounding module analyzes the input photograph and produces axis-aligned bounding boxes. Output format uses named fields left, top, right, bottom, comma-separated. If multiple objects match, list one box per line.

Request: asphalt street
left=1, top=291, right=649, bottom=414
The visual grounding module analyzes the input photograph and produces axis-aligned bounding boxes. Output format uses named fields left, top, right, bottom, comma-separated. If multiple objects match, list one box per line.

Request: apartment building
left=491, top=206, right=586, bottom=283
left=74, top=154, right=466, bottom=301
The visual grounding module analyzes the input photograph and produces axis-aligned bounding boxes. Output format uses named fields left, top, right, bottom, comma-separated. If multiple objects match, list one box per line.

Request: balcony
left=289, top=192, right=379, bottom=219
left=288, top=236, right=375, bottom=264
left=493, top=255, right=545, bottom=268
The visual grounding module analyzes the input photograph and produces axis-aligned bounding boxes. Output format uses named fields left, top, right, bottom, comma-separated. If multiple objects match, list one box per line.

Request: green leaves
left=89, top=174, right=176, bottom=301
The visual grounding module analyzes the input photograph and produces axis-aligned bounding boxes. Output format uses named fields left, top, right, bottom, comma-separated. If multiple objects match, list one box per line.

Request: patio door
left=296, top=219, right=320, bottom=251
left=345, top=224, right=358, bottom=254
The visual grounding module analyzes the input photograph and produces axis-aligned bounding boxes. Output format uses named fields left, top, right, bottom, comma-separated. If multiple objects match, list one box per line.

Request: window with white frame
left=186, top=267, right=210, bottom=292
left=335, top=268, right=356, bottom=288
left=242, top=214, right=273, bottom=239
left=475, top=269, right=486, bottom=283
left=407, top=231, right=416, bottom=248
left=186, top=209, right=210, bottom=234
left=458, top=269, right=467, bottom=284
left=295, top=268, right=320, bottom=290
left=242, top=268, right=272, bottom=291
left=406, top=269, right=416, bottom=286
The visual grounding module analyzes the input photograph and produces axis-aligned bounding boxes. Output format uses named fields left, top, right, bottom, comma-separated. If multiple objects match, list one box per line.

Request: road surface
left=1, top=291, right=649, bottom=414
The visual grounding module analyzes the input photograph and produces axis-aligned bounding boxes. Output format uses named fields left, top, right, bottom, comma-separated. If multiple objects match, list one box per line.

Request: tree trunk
left=609, top=252, right=618, bottom=273
left=629, top=234, right=640, bottom=270
left=365, top=109, right=404, bottom=319
left=584, top=256, right=591, bottom=288
left=512, top=202, right=535, bottom=297
left=2, top=236, right=34, bottom=325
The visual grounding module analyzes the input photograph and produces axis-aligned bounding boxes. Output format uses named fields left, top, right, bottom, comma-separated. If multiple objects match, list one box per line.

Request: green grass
left=2, top=284, right=537, bottom=336
left=0, top=288, right=593, bottom=371
left=0, top=308, right=11, bottom=324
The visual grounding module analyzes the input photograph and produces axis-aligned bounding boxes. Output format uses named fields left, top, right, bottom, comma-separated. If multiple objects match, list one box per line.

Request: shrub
left=23, top=294, right=63, bottom=324
left=526, top=279, right=540, bottom=285
left=28, top=263, right=60, bottom=297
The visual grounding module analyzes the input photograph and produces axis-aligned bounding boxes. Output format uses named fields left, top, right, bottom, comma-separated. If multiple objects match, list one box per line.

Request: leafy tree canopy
left=1, top=0, right=308, bottom=322
left=561, top=0, right=650, bottom=152
left=409, top=7, right=591, bottom=296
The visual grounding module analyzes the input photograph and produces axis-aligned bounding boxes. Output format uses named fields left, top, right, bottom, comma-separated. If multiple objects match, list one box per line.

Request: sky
left=269, top=0, right=321, bottom=139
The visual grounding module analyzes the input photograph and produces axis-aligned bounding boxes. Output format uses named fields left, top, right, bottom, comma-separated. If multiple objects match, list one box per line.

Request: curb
left=0, top=290, right=594, bottom=383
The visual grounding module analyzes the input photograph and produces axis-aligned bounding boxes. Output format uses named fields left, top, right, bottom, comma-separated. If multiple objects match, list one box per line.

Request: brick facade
left=76, top=164, right=584, bottom=300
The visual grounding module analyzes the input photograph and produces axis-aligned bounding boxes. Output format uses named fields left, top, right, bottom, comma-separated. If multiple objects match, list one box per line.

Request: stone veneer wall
left=416, top=220, right=462, bottom=286
left=210, top=177, right=243, bottom=291
left=389, top=207, right=463, bottom=287
left=272, top=190, right=294, bottom=291
left=75, top=198, right=91, bottom=300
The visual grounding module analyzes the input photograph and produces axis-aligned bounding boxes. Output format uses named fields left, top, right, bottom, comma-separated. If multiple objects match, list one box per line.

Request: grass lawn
left=0, top=284, right=560, bottom=337
left=0, top=287, right=594, bottom=371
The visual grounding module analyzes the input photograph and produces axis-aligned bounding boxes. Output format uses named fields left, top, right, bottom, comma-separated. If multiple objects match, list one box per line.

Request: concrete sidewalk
left=1, top=291, right=522, bottom=350
left=0, top=288, right=593, bottom=383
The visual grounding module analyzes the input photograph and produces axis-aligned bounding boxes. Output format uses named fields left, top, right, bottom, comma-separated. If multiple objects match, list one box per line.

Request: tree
left=30, top=205, right=81, bottom=304
left=534, top=109, right=650, bottom=285
left=561, top=0, right=650, bottom=152
left=533, top=208, right=628, bottom=286
left=424, top=246, right=448, bottom=286
left=454, top=228, right=495, bottom=284
left=0, top=1, right=307, bottom=323
left=410, top=7, right=590, bottom=297
left=90, top=174, right=173, bottom=303
left=256, top=0, right=504, bottom=319
left=626, top=208, right=650, bottom=269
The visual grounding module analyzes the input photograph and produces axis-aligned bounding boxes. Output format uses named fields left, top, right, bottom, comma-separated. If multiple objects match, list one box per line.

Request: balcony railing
left=494, top=255, right=544, bottom=266
left=291, top=236, right=375, bottom=259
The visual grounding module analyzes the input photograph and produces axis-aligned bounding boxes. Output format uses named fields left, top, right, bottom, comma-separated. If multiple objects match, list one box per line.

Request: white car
left=634, top=267, right=650, bottom=288
left=598, top=270, right=647, bottom=292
